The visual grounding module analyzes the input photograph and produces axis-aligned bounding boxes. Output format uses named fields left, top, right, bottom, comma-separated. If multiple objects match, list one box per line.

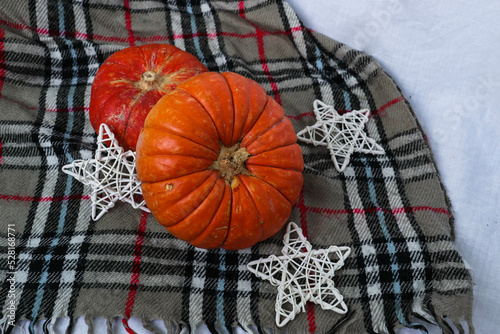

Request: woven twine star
left=297, top=100, right=385, bottom=172
left=247, top=222, right=351, bottom=327
left=62, top=123, right=149, bottom=220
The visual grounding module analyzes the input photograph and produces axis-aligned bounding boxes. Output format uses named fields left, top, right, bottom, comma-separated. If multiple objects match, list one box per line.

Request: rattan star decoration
left=62, top=123, right=149, bottom=220
left=247, top=222, right=351, bottom=327
left=297, top=100, right=385, bottom=172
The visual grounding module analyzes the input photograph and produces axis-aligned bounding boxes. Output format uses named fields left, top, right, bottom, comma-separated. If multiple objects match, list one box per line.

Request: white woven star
left=247, top=222, right=351, bottom=327
left=297, top=100, right=385, bottom=172
left=62, top=124, right=149, bottom=220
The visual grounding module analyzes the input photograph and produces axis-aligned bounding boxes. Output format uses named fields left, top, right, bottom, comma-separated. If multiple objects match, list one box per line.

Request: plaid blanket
left=0, top=0, right=474, bottom=333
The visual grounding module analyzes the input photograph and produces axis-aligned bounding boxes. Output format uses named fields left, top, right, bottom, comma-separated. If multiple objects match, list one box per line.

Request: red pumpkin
left=89, top=43, right=208, bottom=151
left=136, top=72, right=304, bottom=250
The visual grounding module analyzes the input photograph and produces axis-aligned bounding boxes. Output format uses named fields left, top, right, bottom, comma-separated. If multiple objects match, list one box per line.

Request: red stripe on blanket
left=287, top=111, right=315, bottom=120
left=238, top=1, right=282, bottom=105
left=296, top=190, right=317, bottom=333
left=371, top=96, right=405, bottom=116
left=136, top=26, right=307, bottom=43
left=306, top=205, right=452, bottom=218
left=46, top=106, right=89, bottom=113
left=121, top=320, right=135, bottom=334
left=0, top=96, right=89, bottom=113
left=123, top=211, right=149, bottom=332
left=297, top=191, right=309, bottom=237
left=0, top=194, right=90, bottom=202
left=0, top=19, right=99, bottom=41
left=288, top=96, right=405, bottom=120
left=306, top=302, right=317, bottom=333
left=0, top=19, right=308, bottom=44
left=123, top=0, right=136, bottom=47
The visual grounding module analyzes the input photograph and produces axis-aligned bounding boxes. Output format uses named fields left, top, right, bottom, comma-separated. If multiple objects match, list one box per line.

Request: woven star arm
left=62, top=159, right=99, bottom=187
left=95, top=123, right=123, bottom=158
left=275, top=282, right=309, bottom=327
left=311, top=279, right=348, bottom=314
left=312, top=99, right=338, bottom=121
left=353, top=130, right=385, bottom=154
left=91, top=188, right=119, bottom=221
left=247, top=255, right=288, bottom=286
left=296, top=121, right=331, bottom=148
left=282, top=222, right=312, bottom=256
left=326, top=246, right=351, bottom=268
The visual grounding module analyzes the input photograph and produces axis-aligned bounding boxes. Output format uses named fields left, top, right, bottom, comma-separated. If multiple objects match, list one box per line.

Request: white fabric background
left=12, top=1, right=499, bottom=333
left=284, top=0, right=500, bottom=333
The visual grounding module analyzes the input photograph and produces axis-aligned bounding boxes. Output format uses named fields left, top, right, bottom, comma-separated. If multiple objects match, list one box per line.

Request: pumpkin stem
left=142, top=71, right=156, bottom=82
left=134, top=71, right=160, bottom=91
left=210, top=142, right=252, bottom=184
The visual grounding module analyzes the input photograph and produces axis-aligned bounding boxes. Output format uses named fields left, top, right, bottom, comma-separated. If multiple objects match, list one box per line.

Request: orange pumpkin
left=136, top=72, right=304, bottom=250
left=89, top=43, right=208, bottom=151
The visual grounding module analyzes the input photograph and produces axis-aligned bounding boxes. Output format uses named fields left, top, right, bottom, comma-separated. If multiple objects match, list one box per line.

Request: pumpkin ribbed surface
left=136, top=72, right=304, bottom=250
left=89, top=43, right=208, bottom=151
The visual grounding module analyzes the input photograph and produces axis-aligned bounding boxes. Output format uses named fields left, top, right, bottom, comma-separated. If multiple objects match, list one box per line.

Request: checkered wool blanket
left=0, top=0, right=474, bottom=333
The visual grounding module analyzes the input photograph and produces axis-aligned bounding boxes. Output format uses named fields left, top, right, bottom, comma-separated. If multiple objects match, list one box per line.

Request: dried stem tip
left=210, top=142, right=251, bottom=183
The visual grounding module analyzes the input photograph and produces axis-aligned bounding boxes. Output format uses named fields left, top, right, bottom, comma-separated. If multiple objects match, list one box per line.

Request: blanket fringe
left=0, top=308, right=475, bottom=334
left=429, top=293, right=474, bottom=334
left=412, top=297, right=437, bottom=325
left=330, top=292, right=474, bottom=334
